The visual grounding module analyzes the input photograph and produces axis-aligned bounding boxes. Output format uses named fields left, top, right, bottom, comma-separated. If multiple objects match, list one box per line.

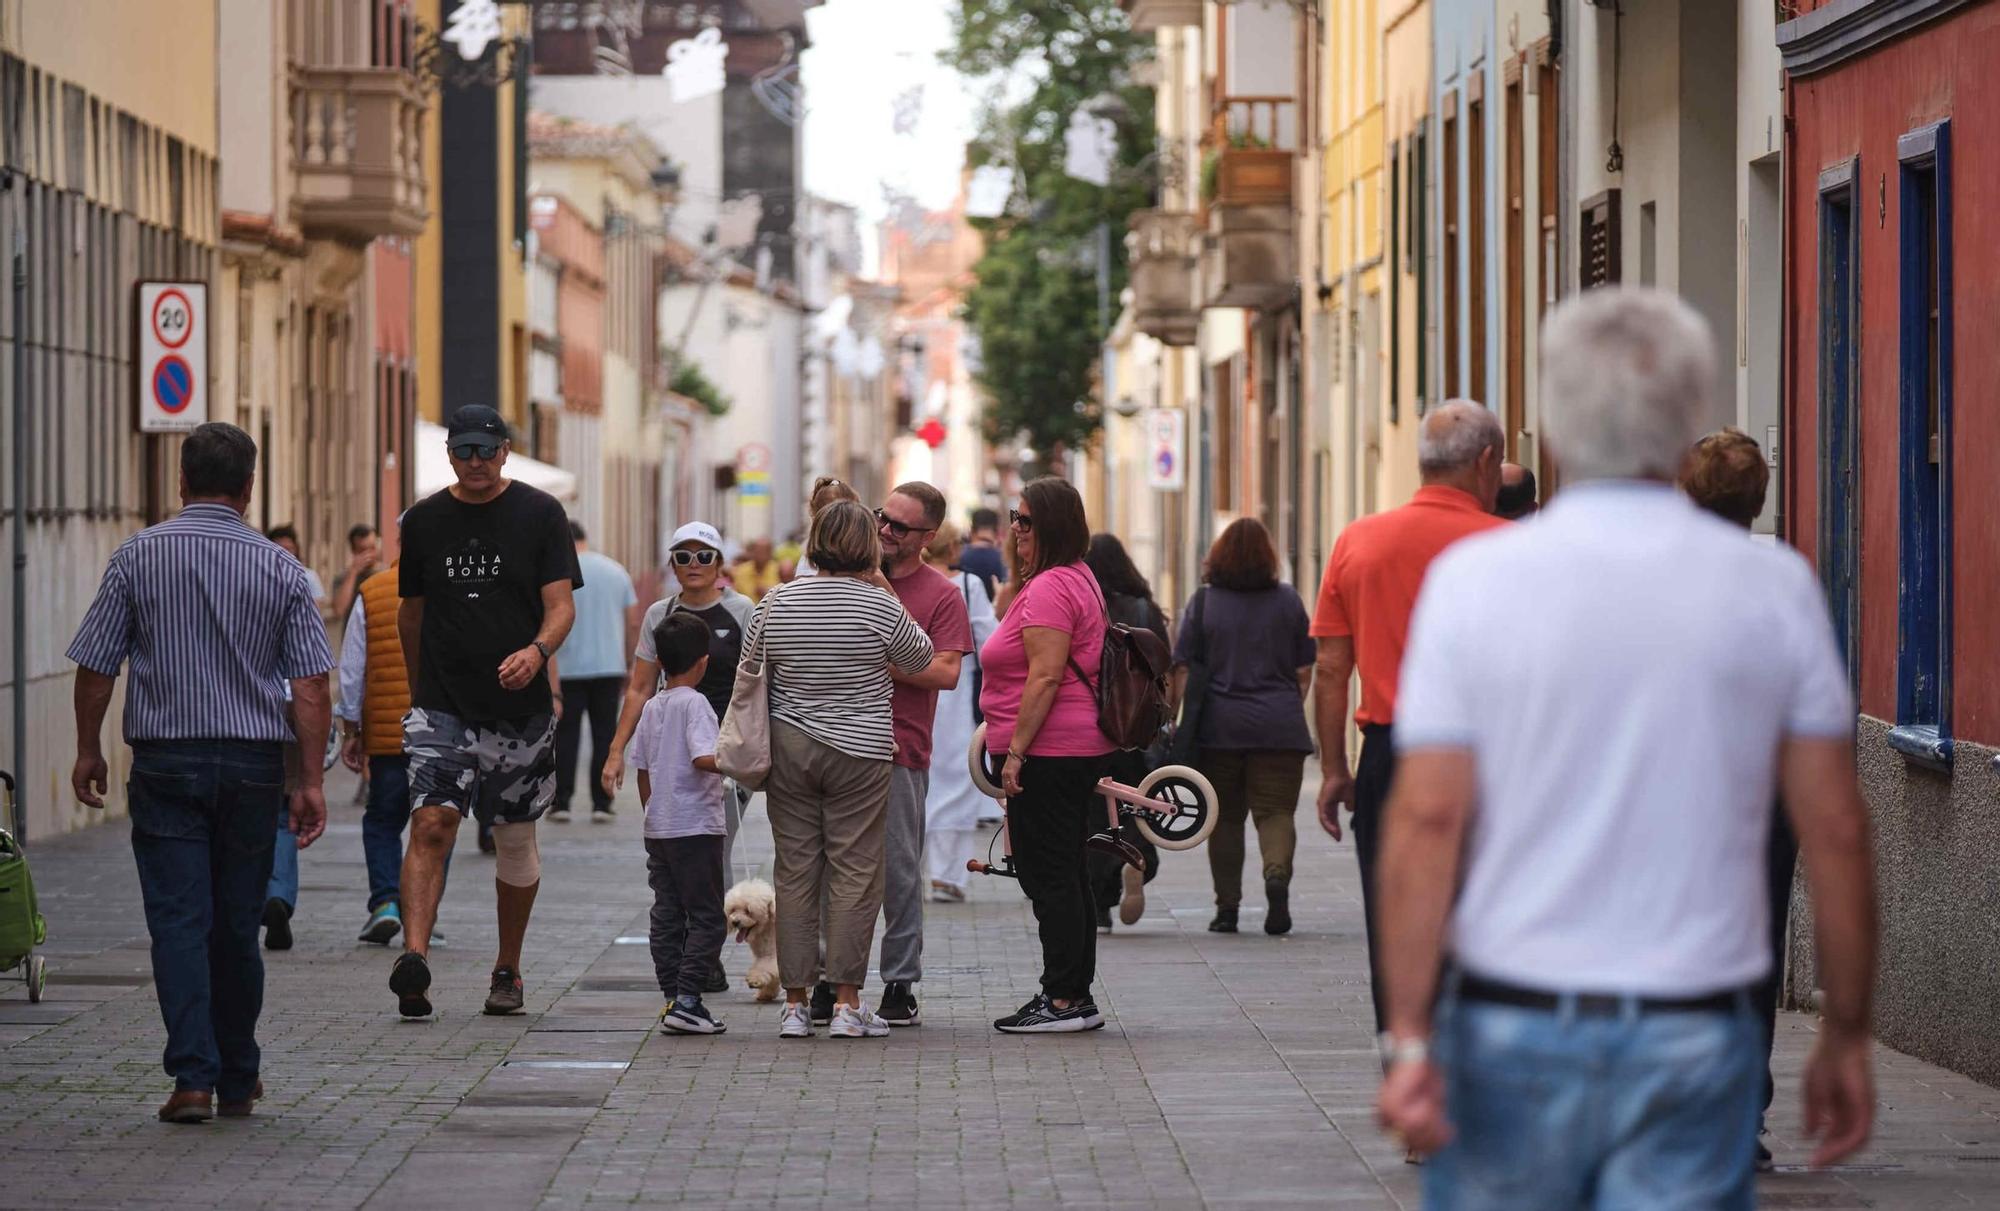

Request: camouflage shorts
left=404, top=708, right=558, bottom=825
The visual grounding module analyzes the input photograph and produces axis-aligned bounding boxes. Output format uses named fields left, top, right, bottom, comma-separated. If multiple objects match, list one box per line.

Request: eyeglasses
left=874, top=508, right=923, bottom=539
left=671, top=549, right=721, bottom=567
left=1008, top=509, right=1034, bottom=532
left=449, top=442, right=501, bottom=463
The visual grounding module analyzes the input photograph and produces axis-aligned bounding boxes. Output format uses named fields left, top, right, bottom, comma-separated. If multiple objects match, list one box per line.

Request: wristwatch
left=1378, top=1033, right=1430, bottom=1068
left=532, top=639, right=551, bottom=663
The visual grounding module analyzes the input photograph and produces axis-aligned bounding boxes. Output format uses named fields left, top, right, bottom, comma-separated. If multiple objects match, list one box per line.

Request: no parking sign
left=136, top=282, right=206, bottom=433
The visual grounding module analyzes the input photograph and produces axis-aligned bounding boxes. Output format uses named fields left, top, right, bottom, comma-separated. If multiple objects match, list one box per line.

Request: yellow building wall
left=1379, top=0, right=1430, bottom=512
left=6, top=1, right=218, bottom=156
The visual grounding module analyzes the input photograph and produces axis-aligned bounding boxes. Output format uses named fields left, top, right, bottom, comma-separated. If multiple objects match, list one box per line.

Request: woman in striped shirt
left=752, top=500, right=934, bottom=1039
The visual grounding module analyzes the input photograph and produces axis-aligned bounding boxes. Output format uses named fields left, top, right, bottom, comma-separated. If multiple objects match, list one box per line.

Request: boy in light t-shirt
left=632, top=612, right=729, bottom=1035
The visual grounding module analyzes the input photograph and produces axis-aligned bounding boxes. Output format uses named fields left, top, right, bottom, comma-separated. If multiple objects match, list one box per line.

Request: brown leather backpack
left=1069, top=622, right=1176, bottom=752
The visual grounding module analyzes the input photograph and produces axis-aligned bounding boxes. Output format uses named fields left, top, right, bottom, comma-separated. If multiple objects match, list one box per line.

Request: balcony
left=289, top=66, right=428, bottom=245
left=1129, top=210, right=1200, bottom=346
left=1200, top=97, right=1295, bottom=310
left=1120, top=0, right=1202, bottom=31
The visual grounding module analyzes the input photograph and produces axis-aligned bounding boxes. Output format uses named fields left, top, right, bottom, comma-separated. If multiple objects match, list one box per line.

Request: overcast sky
left=801, top=0, right=978, bottom=269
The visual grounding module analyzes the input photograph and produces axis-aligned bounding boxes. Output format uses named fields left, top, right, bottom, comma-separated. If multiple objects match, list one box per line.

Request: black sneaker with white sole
left=878, top=980, right=920, bottom=1027
left=390, top=951, right=433, bottom=1018
left=993, top=993, right=1105, bottom=1033
left=809, top=980, right=836, bottom=1026
left=659, top=998, right=726, bottom=1035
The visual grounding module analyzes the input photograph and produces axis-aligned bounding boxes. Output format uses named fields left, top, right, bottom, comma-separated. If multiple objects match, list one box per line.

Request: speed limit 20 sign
left=136, top=281, right=207, bottom=433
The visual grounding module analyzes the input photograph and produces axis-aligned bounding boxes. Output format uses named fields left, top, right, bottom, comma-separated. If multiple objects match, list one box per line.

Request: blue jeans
left=127, top=740, right=285, bottom=1099
left=360, top=753, right=429, bottom=911
left=1426, top=984, right=1761, bottom=1211
left=267, top=816, right=298, bottom=910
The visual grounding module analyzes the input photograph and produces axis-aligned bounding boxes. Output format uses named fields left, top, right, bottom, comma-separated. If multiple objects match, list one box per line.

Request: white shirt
left=631, top=685, right=724, bottom=839
left=1395, top=482, right=1853, bottom=996
left=336, top=596, right=367, bottom=724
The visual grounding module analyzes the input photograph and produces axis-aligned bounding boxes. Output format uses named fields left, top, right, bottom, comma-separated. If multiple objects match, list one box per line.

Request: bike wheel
left=966, top=723, right=1005, bottom=799
left=1131, top=765, right=1219, bottom=851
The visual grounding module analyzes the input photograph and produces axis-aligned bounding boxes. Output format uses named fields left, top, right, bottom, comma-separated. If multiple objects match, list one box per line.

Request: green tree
left=947, top=0, right=1154, bottom=457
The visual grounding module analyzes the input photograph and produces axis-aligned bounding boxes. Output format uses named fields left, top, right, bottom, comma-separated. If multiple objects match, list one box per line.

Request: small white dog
left=723, top=878, right=779, bottom=1001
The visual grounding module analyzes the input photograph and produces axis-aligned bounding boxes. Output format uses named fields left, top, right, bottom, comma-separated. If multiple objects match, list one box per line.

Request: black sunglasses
left=450, top=441, right=501, bottom=463
left=1009, top=509, right=1034, bottom=532
left=874, top=508, right=924, bottom=539
left=671, top=549, right=721, bottom=567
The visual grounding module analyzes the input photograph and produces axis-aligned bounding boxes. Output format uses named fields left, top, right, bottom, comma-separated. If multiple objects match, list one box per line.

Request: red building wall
left=1783, top=3, right=2000, bottom=744
left=531, top=195, right=606, bottom=415
left=372, top=238, right=417, bottom=556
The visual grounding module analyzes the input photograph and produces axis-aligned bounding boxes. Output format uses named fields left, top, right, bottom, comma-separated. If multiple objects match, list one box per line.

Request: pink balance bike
left=964, top=723, right=1218, bottom=880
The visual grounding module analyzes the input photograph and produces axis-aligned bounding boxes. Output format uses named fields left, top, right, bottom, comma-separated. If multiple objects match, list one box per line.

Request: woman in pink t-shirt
left=978, top=477, right=1115, bottom=1034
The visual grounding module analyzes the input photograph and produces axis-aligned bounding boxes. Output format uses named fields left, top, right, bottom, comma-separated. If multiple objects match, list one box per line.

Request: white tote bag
left=714, top=587, right=777, bottom=790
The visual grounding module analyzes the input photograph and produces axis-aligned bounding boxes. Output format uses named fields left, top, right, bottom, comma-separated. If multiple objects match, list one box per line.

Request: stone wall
left=1786, top=715, right=2000, bottom=1085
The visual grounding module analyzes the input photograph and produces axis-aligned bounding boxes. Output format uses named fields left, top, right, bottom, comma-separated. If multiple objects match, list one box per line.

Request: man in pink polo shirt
left=866, top=481, right=972, bottom=1028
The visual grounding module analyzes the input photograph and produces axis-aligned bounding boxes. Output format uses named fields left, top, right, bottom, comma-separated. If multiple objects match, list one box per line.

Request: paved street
left=3, top=766, right=1998, bottom=1209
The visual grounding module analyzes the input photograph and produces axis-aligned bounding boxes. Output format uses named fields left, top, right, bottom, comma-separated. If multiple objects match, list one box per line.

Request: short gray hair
left=1417, top=400, right=1505, bottom=474
left=1541, top=288, right=1714, bottom=483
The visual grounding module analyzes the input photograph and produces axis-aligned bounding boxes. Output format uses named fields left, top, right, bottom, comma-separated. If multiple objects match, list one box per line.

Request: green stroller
left=0, top=772, right=48, bottom=1002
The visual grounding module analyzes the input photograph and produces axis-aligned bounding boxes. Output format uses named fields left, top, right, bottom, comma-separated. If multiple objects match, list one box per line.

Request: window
left=1504, top=69, right=1524, bottom=459
left=1468, top=84, right=1487, bottom=406
left=1580, top=189, right=1621, bottom=289
left=1442, top=95, right=1459, bottom=400
left=1816, top=160, right=1860, bottom=695
left=1414, top=125, right=1429, bottom=412
left=1388, top=137, right=1401, bottom=423
left=1890, top=122, right=1952, bottom=766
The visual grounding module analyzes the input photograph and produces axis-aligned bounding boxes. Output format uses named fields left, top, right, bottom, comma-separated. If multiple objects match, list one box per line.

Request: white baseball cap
left=670, top=521, right=724, bottom=552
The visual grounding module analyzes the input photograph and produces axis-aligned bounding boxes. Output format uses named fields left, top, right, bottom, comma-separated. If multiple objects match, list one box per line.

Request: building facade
left=1777, top=0, right=2000, bottom=1084
left=0, top=1, right=222, bottom=836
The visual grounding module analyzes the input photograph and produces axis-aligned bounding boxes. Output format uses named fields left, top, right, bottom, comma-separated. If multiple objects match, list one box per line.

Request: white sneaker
left=779, top=1002, right=813, bottom=1039
left=828, top=1001, right=890, bottom=1038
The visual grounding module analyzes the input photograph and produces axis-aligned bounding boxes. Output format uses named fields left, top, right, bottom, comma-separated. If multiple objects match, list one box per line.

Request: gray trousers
left=878, top=765, right=929, bottom=984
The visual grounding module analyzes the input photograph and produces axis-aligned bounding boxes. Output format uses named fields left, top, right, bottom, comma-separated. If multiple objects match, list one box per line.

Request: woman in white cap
left=601, top=522, right=758, bottom=988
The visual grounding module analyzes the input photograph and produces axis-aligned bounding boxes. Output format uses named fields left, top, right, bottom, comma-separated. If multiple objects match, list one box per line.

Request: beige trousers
left=766, top=720, right=893, bottom=989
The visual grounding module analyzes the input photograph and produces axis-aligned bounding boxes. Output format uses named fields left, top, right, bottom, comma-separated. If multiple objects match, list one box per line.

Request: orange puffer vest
left=358, top=565, right=412, bottom=756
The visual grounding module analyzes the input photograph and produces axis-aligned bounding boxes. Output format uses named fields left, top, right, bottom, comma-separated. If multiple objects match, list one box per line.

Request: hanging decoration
left=1063, top=109, right=1118, bottom=187
left=965, top=164, right=1014, bottom=219
left=892, top=86, right=926, bottom=136
left=664, top=27, right=727, bottom=103
left=441, top=0, right=503, bottom=60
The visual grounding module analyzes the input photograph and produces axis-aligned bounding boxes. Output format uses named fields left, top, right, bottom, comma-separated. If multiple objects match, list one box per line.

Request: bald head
left=1496, top=462, right=1538, bottom=519
left=1418, top=400, right=1506, bottom=511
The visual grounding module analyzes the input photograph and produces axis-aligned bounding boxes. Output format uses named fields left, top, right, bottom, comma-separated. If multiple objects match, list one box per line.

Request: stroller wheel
left=26, top=954, right=46, bottom=1003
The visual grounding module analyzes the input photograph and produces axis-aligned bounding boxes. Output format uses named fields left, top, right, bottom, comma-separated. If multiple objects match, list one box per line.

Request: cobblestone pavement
left=4, top=765, right=2000, bottom=1209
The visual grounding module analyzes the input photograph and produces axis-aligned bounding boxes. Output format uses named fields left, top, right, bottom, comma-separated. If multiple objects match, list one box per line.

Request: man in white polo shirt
left=1372, top=287, right=1878, bottom=1207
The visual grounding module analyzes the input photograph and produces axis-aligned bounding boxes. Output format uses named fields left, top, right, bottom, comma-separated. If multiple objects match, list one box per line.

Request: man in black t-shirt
left=389, top=405, right=581, bottom=1020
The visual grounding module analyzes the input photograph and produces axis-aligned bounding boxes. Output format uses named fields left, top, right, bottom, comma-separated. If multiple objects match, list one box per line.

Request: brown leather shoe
left=157, top=1089, right=213, bottom=1124
left=218, top=1080, right=264, bottom=1118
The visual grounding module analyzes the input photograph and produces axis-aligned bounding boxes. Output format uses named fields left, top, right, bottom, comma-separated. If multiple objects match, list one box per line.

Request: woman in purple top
left=1173, top=518, right=1316, bottom=936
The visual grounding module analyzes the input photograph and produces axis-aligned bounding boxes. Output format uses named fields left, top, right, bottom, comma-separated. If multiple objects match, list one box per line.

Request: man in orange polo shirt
left=1311, top=401, right=1508, bottom=1031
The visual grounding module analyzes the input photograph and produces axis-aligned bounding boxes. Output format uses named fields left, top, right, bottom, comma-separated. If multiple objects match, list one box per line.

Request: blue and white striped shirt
left=67, top=503, right=335, bottom=742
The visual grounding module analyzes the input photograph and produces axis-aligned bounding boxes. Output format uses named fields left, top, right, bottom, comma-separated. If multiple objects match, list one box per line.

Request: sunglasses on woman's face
left=1009, top=509, right=1034, bottom=532
left=671, top=549, right=721, bottom=567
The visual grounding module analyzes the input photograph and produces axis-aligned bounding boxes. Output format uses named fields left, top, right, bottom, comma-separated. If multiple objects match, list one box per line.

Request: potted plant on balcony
left=1200, top=131, right=1273, bottom=206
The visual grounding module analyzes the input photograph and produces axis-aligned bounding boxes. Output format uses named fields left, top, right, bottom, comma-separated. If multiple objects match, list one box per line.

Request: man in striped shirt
left=68, top=422, right=335, bottom=1125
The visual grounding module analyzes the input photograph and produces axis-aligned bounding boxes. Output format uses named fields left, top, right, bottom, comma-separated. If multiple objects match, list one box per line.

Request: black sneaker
left=1264, top=879, right=1292, bottom=936
left=704, top=958, right=730, bottom=995
left=660, top=998, right=726, bottom=1035
left=1095, top=905, right=1113, bottom=933
left=994, top=993, right=1104, bottom=1034
left=809, top=980, right=836, bottom=1026
left=390, top=951, right=433, bottom=1018
left=484, top=966, right=525, bottom=1015
left=1208, top=907, right=1239, bottom=933
left=262, top=899, right=294, bottom=951
left=1755, top=1135, right=1774, bottom=1173
left=879, top=980, right=921, bottom=1027
left=590, top=806, right=615, bottom=824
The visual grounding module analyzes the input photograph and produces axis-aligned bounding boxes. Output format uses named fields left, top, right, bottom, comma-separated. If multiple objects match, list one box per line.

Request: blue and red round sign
left=153, top=355, right=194, bottom=414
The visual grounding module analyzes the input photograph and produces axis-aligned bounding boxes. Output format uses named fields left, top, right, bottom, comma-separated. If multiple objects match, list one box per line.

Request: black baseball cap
left=446, top=405, right=509, bottom=446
